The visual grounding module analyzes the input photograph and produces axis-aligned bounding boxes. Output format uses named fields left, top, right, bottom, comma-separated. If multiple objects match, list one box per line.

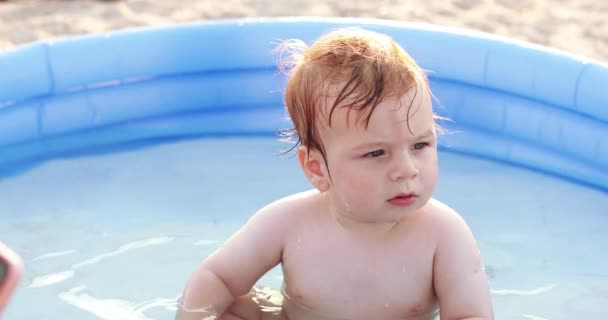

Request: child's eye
left=365, top=149, right=385, bottom=158
left=413, top=142, right=429, bottom=150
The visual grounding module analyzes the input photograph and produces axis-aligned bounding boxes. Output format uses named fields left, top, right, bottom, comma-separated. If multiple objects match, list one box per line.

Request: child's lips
left=387, top=193, right=417, bottom=206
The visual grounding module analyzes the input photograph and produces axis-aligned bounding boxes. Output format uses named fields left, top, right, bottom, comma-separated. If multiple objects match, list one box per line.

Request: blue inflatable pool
left=0, top=17, right=606, bottom=191
left=0, top=18, right=607, bottom=320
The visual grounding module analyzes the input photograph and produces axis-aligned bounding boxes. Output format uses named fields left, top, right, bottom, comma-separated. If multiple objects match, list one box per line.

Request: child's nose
left=389, top=152, right=418, bottom=181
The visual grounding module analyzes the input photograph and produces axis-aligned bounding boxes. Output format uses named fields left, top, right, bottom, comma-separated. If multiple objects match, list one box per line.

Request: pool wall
left=0, top=17, right=606, bottom=191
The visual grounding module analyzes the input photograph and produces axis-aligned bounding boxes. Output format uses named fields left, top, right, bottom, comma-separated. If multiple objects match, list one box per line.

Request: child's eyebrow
left=353, top=129, right=435, bottom=151
left=353, top=142, right=384, bottom=152
left=413, top=128, right=436, bottom=140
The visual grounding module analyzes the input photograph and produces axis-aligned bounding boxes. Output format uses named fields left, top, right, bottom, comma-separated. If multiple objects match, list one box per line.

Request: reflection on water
left=491, top=284, right=557, bottom=296
left=32, top=250, right=76, bottom=261
left=72, top=237, right=174, bottom=269
left=29, top=270, right=75, bottom=288
left=28, top=237, right=174, bottom=289
left=27, top=237, right=182, bottom=319
left=59, top=285, right=178, bottom=320
left=521, top=314, right=548, bottom=320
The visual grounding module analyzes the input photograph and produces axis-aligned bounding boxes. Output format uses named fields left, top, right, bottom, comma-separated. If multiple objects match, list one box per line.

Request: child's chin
left=385, top=206, right=421, bottom=220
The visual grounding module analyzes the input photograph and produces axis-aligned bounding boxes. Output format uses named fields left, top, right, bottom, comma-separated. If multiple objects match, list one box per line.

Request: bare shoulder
left=419, top=198, right=471, bottom=236
left=423, top=198, right=460, bottom=218
left=251, top=189, right=322, bottom=230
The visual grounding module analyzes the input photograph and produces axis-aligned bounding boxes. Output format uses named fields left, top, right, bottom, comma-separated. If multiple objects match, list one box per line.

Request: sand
left=0, top=0, right=606, bottom=63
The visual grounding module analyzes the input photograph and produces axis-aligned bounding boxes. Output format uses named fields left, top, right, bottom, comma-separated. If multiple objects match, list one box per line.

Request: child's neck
left=321, top=192, right=401, bottom=239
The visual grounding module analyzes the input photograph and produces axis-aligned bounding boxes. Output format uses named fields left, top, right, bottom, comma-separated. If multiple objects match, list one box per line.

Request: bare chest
left=281, top=228, right=437, bottom=319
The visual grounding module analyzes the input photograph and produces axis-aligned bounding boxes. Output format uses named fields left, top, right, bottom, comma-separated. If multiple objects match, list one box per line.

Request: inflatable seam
left=43, top=43, right=56, bottom=96
left=572, top=61, right=589, bottom=113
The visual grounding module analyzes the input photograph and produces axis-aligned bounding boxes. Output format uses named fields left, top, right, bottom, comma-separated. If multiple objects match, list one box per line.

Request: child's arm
left=177, top=198, right=293, bottom=319
left=432, top=206, right=494, bottom=320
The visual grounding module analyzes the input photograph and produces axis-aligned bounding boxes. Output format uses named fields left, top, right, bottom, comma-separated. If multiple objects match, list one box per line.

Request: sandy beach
left=0, top=0, right=606, bottom=63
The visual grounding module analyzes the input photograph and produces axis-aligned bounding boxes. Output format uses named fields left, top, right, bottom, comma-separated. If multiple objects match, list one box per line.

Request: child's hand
left=221, top=287, right=284, bottom=320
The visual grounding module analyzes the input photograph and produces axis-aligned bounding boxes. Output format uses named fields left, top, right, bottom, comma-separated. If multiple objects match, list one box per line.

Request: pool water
left=0, top=137, right=606, bottom=320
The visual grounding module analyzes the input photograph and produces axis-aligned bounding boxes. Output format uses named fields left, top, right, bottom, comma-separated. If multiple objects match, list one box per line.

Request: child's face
left=321, top=84, right=438, bottom=224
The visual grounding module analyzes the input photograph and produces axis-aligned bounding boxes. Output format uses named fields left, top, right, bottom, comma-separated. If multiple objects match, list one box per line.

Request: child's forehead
left=320, top=81, right=432, bottom=130
left=319, top=90, right=434, bottom=146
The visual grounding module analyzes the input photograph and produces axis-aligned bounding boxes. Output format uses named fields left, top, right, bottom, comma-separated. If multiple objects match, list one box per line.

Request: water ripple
left=32, top=250, right=76, bottom=261
left=59, top=286, right=179, bottom=320
left=72, top=236, right=174, bottom=269
left=29, top=236, right=173, bottom=289
left=491, top=284, right=557, bottom=296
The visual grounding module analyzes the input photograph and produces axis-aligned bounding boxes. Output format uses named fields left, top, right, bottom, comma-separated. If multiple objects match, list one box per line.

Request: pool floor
left=0, top=137, right=606, bottom=320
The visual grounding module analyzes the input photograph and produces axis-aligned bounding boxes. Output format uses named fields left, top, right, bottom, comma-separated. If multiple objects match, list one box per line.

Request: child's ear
left=298, top=146, right=330, bottom=192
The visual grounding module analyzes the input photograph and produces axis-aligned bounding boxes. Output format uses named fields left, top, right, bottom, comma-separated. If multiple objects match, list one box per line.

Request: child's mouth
left=387, top=193, right=417, bottom=206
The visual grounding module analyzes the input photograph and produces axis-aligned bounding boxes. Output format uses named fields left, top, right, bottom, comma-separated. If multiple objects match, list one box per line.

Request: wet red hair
left=278, top=28, right=431, bottom=161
